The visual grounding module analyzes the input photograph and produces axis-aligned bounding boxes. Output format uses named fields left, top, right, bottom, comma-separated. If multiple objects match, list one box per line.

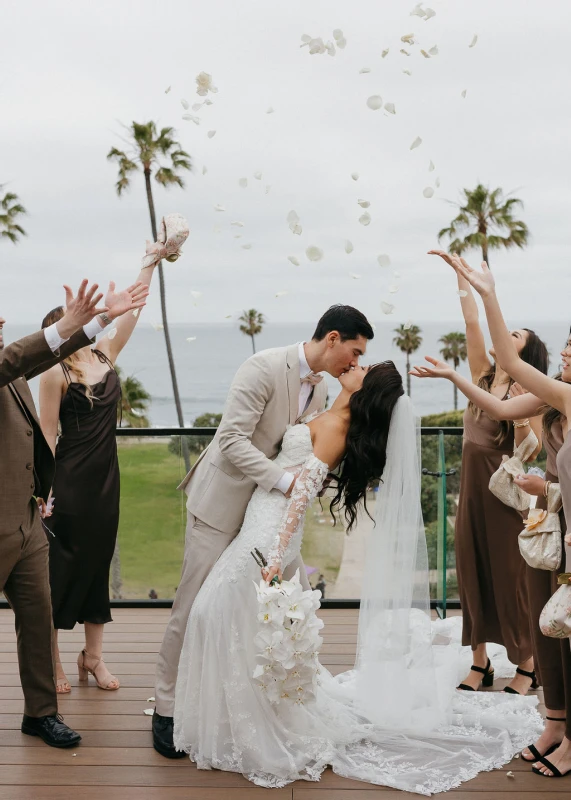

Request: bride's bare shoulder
left=308, top=412, right=347, bottom=468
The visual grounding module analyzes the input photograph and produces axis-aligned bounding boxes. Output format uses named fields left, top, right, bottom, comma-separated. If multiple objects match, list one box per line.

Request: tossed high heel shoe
left=522, top=717, right=566, bottom=762
left=504, top=666, right=538, bottom=695
left=77, top=649, right=120, bottom=690
left=457, top=658, right=494, bottom=691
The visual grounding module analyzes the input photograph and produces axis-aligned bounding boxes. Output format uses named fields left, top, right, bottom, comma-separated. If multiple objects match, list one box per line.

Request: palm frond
left=155, top=167, right=184, bottom=189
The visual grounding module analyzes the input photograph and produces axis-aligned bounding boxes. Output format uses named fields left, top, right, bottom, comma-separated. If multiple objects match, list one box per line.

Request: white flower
left=181, top=98, right=189, bottom=109
left=461, top=89, right=467, bottom=98
left=345, top=240, right=354, bottom=254
left=357, top=199, right=370, bottom=208
left=420, top=49, right=431, bottom=58
left=143, top=708, right=154, bottom=716
left=359, top=66, right=371, bottom=74
left=351, top=172, right=359, bottom=181
left=366, top=95, right=383, bottom=110
left=423, top=186, right=434, bottom=198
left=287, top=210, right=302, bottom=235
left=381, top=301, right=395, bottom=315
left=377, top=253, right=391, bottom=267
left=196, top=71, right=217, bottom=96
left=306, top=246, right=324, bottom=262
left=336, top=36, right=347, bottom=50
left=182, top=114, right=200, bottom=125
left=204, top=98, right=213, bottom=105
left=429, top=45, right=439, bottom=55
left=253, top=171, right=262, bottom=180
left=469, top=34, right=478, bottom=48
left=238, top=177, right=248, bottom=188
left=214, top=204, right=225, bottom=212
left=151, top=322, right=164, bottom=331
left=300, top=34, right=312, bottom=44
left=410, top=136, right=422, bottom=150
left=359, top=212, right=371, bottom=226
left=287, top=256, right=300, bottom=266
left=381, top=48, right=389, bottom=58
left=401, top=33, right=415, bottom=44
left=207, top=130, right=216, bottom=138
left=384, top=102, right=396, bottom=114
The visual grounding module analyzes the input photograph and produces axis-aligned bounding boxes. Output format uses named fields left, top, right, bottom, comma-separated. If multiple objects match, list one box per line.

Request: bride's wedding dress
left=174, top=401, right=542, bottom=795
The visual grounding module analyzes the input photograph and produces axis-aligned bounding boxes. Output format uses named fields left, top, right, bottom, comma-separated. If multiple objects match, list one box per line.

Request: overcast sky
left=1, top=0, right=570, bottom=329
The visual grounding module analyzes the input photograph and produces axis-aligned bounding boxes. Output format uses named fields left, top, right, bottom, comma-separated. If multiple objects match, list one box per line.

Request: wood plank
left=0, top=715, right=152, bottom=731
left=294, top=793, right=569, bottom=800
left=0, top=790, right=290, bottom=800
left=0, top=731, right=154, bottom=748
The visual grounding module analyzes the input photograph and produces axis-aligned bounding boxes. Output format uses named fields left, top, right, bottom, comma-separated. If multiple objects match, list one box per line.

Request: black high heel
left=521, top=716, right=566, bottom=763
left=504, top=666, right=539, bottom=695
left=457, top=658, right=494, bottom=691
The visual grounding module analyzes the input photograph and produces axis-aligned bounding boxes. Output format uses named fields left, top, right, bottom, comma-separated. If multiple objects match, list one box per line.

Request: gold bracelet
left=513, top=419, right=530, bottom=428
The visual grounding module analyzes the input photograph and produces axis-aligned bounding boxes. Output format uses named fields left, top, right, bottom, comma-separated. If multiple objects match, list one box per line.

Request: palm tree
left=438, top=184, right=528, bottom=267
left=116, top=367, right=151, bottom=427
left=107, top=121, right=191, bottom=466
left=239, top=309, right=265, bottom=354
left=393, top=324, right=422, bottom=397
left=0, top=187, right=27, bottom=243
left=439, top=332, right=468, bottom=410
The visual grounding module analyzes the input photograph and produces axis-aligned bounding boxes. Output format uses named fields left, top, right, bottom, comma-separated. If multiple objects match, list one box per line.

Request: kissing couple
left=152, top=304, right=542, bottom=794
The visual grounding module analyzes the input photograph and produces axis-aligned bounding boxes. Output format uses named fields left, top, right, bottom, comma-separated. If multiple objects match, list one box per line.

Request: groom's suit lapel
left=285, top=344, right=300, bottom=426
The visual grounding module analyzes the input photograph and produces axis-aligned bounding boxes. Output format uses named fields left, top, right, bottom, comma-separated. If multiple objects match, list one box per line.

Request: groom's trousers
left=155, top=510, right=310, bottom=717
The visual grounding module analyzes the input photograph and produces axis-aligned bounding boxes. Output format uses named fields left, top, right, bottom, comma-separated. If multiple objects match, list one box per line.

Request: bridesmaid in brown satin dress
left=443, top=253, right=571, bottom=779
left=425, top=251, right=548, bottom=695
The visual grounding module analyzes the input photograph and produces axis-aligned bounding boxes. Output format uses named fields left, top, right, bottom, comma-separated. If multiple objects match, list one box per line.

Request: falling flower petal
left=186, top=337, right=197, bottom=342
left=381, top=301, right=395, bottom=315
left=204, top=98, right=213, bottom=105
left=151, top=323, right=163, bottom=331
left=224, top=314, right=232, bottom=319
left=506, top=772, right=515, bottom=779
left=241, top=243, right=253, bottom=249
left=469, top=34, right=478, bottom=48
left=132, top=309, right=140, bottom=318
left=266, top=106, right=275, bottom=114
left=429, top=160, right=435, bottom=171
left=359, top=212, right=371, bottom=226
left=181, top=99, right=189, bottom=109
left=420, top=49, right=431, bottom=58
left=301, top=34, right=312, bottom=43
left=424, top=7, right=436, bottom=19
left=287, top=256, right=300, bottom=266
left=253, top=171, right=262, bottom=180
left=410, top=136, right=422, bottom=150
left=404, top=319, right=413, bottom=330
left=336, top=36, right=347, bottom=49
left=366, top=95, right=383, bottom=110
left=410, top=3, right=426, bottom=18
left=435, top=177, right=440, bottom=188
left=165, top=86, right=171, bottom=94
left=265, top=185, right=271, bottom=194
left=359, top=66, right=371, bottom=74
left=306, top=245, right=324, bottom=262
left=345, top=240, right=354, bottom=254
left=349, top=273, right=361, bottom=279
left=146, top=697, right=155, bottom=702
left=384, top=102, right=396, bottom=114
left=401, top=33, right=415, bottom=44
left=377, top=254, right=391, bottom=267
left=351, top=172, right=359, bottom=181
left=196, top=71, right=217, bottom=96
left=231, top=221, right=244, bottom=227
left=423, top=187, right=434, bottom=198
left=393, top=271, right=402, bottom=279
left=389, top=284, right=400, bottom=294
left=202, top=165, right=207, bottom=175
left=238, top=177, right=248, bottom=188
left=143, top=708, right=154, bottom=716
left=207, top=130, right=216, bottom=138
left=403, top=69, right=412, bottom=76
left=461, top=89, right=467, bottom=98
left=214, top=204, right=225, bottom=211
left=191, top=103, right=203, bottom=111
left=190, top=291, right=202, bottom=300
left=107, top=328, right=118, bottom=339
left=357, top=199, right=370, bottom=208
left=381, top=48, right=389, bottom=58
left=457, top=289, right=468, bottom=297
left=182, top=114, right=200, bottom=124
left=233, top=234, right=242, bottom=239
left=275, top=291, right=289, bottom=297
left=325, top=41, right=336, bottom=57
left=332, top=28, right=343, bottom=41
left=429, top=45, right=439, bottom=55
left=400, top=48, right=411, bottom=56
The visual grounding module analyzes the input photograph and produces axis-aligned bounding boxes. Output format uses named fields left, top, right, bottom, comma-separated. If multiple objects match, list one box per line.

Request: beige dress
left=455, top=406, right=532, bottom=664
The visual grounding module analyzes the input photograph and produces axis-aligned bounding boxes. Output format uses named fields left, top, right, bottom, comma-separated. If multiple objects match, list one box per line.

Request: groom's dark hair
left=312, top=305, right=374, bottom=343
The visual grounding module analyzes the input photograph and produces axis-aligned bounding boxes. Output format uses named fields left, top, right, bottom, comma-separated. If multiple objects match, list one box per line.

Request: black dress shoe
left=21, top=714, right=81, bottom=748
left=152, top=711, right=186, bottom=759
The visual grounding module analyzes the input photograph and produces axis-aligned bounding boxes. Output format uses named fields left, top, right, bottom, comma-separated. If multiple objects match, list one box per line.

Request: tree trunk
left=481, top=241, right=489, bottom=267
left=406, top=353, right=411, bottom=397
left=453, top=359, right=459, bottom=410
left=251, top=334, right=256, bottom=355
left=110, top=540, right=123, bottom=600
left=143, top=168, right=190, bottom=471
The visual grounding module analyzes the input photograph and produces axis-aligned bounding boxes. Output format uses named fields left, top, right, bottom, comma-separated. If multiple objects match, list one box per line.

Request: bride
left=174, top=361, right=542, bottom=794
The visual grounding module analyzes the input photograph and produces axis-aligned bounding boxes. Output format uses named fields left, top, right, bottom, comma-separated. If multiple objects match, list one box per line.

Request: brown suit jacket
left=0, top=328, right=92, bottom=536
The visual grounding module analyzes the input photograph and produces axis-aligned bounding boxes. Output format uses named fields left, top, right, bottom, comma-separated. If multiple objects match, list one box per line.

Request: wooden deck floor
left=0, top=607, right=561, bottom=799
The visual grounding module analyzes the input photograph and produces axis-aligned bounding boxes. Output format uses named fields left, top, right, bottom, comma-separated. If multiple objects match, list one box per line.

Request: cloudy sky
left=2, top=0, right=570, bottom=328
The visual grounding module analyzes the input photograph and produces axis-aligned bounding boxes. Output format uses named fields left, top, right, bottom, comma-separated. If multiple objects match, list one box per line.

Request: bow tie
left=301, top=372, right=323, bottom=386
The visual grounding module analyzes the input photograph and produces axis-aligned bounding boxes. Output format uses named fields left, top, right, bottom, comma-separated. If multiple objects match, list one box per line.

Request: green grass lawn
left=116, top=441, right=346, bottom=599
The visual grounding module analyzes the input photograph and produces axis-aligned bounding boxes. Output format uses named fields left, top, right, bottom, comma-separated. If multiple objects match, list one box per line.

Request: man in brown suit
left=0, top=278, right=148, bottom=748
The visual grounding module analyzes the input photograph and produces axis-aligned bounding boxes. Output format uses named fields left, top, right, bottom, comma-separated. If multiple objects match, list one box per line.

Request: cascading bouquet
left=250, top=555, right=324, bottom=705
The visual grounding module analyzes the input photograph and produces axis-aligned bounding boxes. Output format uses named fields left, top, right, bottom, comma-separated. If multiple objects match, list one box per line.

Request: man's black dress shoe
left=152, top=711, right=186, bottom=759
left=21, top=714, right=81, bottom=748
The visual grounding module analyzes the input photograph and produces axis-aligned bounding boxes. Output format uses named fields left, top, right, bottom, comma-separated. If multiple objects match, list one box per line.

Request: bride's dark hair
left=331, top=361, right=404, bottom=532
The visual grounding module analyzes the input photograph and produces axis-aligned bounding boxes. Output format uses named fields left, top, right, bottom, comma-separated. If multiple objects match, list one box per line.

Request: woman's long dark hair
left=468, top=328, right=549, bottom=445
left=543, top=326, right=571, bottom=436
left=330, top=361, right=404, bottom=532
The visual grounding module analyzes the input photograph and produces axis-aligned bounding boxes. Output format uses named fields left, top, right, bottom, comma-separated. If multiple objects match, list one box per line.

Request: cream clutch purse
left=488, top=429, right=538, bottom=512
left=540, top=573, right=571, bottom=639
left=518, top=482, right=563, bottom=571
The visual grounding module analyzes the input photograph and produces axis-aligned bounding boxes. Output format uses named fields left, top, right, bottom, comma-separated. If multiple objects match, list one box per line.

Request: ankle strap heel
left=504, top=667, right=539, bottom=695
left=457, top=658, right=494, bottom=691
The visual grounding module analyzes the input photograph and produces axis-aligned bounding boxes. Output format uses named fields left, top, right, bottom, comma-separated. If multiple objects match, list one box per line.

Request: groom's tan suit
left=155, top=343, right=328, bottom=716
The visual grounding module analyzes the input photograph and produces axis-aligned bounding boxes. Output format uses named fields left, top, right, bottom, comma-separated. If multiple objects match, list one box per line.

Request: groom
left=153, top=304, right=374, bottom=757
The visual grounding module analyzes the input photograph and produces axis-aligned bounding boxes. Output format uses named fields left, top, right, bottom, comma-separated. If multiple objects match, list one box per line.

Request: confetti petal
left=152, top=323, right=164, bottom=331
left=186, top=337, right=197, bottom=342
left=435, top=177, right=440, bottom=188
left=301, top=34, right=312, bottom=44
left=190, top=291, right=202, bottom=300
left=401, top=33, right=415, bottom=44
left=429, top=160, right=435, bottom=171
left=469, top=34, right=478, bottom=48
left=366, top=95, right=383, bottom=110
left=253, top=171, right=262, bottom=180
left=403, top=69, right=412, bottom=76
left=204, top=98, right=213, bottom=105
left=377, top=254, right=391, bottom=267
left=325, top=41, right=336, bottom=57
left=389, top=284, right=400, bottom=294
left=238, top=177, right=248, bottom=188
left=146, top=696, right=155, bottom=703
left=275, top=291, right=289, bottom=297
left=165, top=86, right=171, bottom=94
left=359, top=67, right=371, bottom=74
left=410, top=136, right=422, bottom=150
left=265, top=185, right=271, bottom=194
left=506, top=772, right=515, bottom=779
left=357, top=199, right=370, bottom=208
left=214, top=204, right=225, bottom=211
left=202, top=165, right=208, bottom=175
left=428, top=45, right=439, bottom=55
left=143, top=709, right=154, bottom=716
left=336, top=37, right=347, bottom=49
left=381, top=48, right=389, bottom=58
left=332, top=28, right=344, bottom=41
left=461, top=89, right=467, bottom=98
left=424, top=7, right=436, bottom=19
left=345, top=240, right=354, bottom=254
left=457, top=289, right=468, bottom=297
left=182, top=114, right=200, bottom=124
left=381, top=301, right=395, bottom=315
left=241, top=243, right=253, bottom=249
left=351, top=172, right=359, bottom=181
left=359, top=212, right=371, bottom=226
left=233, top=234, right=242, bottom=239
left=393, top=271, right=402, bottom=279
left=287, top=256, right=300, bottom=266
left=224, top=314, right=232, bottom=319
left=420, top=49, right=431, bottom=58
left=400, top=49, right=411, bottom=56
left=410, top=3, right=426, bottom=18
left=384, top=102, right=396, bottom=114
left=349, top=273, right=361, bottom=279
left=404, top=319, right=413, bottom=330
left=423, top=187, right=434, bottom=198
left=207, top=130, right=216, bottom=138
left=181, top=99, right=190, bottom=110
left=107, top=328, right=118, bottom=339
left=132, top=309, right=140, bottom=318
left=306, top=245, right=324, bottom=262
left=231, top=221, right=244, bottom=227
left=196, top=71, right=217, bottom=96
left=266, top=106, right=275, bottom=114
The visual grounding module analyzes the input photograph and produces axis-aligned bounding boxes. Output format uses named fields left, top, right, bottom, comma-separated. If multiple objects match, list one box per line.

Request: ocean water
left=6, top=320, right=569, bottom=426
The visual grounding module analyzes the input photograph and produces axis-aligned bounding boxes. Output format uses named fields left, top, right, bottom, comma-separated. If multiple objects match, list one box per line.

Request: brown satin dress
left=456, top=405, right=532, bottom=664
left=553, top=430, right=571, bottom=739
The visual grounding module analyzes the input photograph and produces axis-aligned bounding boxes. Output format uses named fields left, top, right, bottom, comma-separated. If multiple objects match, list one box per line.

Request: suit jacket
left=179, top=343, right=328, bottom=533
left=0, top=328, right=92, bottom=536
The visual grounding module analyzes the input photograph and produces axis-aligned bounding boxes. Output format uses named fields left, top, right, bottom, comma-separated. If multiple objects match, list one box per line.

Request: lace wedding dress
left=174, top=415, right=543, bottom=794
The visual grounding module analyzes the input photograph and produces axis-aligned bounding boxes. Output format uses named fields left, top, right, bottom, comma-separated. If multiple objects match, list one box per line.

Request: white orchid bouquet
left=252, top=570, right=324, bottom=705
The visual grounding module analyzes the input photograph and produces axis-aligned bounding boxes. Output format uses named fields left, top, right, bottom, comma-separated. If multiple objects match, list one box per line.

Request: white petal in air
left=214, top=204, right=225, bottom=211
left=207, top=130, right=216, bottom=138
left=384, top=102, right=396, bottom=114
left=275, top=291, right=289, bottom=297
left=305, top=246, right=324, bottom=262
left=429, top=160, right=435, bottom=171
left=401, top=33, right=415, bottom=44
left=420, top=49, right=431, bottom=58
left=332, top=28, right=343, bottom=41
left=181, top=99, right=189, bottom=109
left=366, top=95, right=383, bottom=110
left=287, top=256, right=300, bottom=266
left=377, top=254, right=391, bottom=267
left=469, top=34, right=478, bottom=48
left=196, top=71, right=217, bottom=96
left=400, top=49, right=411, bottom=56
left=424, top=7, right=436, bottom=20
left=404, top=319, right=413, bottom=330
left=457, top=290, right=468, bottom=298
left=190, top=291, right=202, bottom=300
left=231, top=221, right=244, bottom=227
left=107, top=328, right=118, bottom=339
left=435, top=177, right=441, bottom=188
left=325, top=41, right=336, bottom=57
left=403, top=69, right=412, bottom=76
left=132, top=309, right=140, bottom=318
left=266, top=107, right=275, bottom=114
left=151, top=323, right=164, bottom=332
left=143, top=709, right=154, bottom=716
left=381, top=301, right=395, bottom=315
left=345, top=240, right=354, bottom=254
left=204, top=98, right=213, bottom=105
left=410, top=136, right=422, bottom=150
left=381, top=48, right=389, bottom=58
left=224, top=314, right=232, bottom=319
left=410, top=3, right=426, bottom=18
left=233, top=234, right=242, bottom=239
left=202, top=165, right=207, bottom=175
left=461, top=89, right=467, bottom=98
left=301, top=34, right=312, bottom=44
left=393, top=270, right=402, bottom=279
left=186, top=337, right=197, bottom=342
left=357, top=199, right=370, bottom=208
left=146, top=697, right=155, bottom=702
left=241, top=243, right=253, bottom=250
left=192, top=103, right=203, bottom=111
left=428, top=45, right=439, bottom=55
left=265, top=185, right=271, bottom=194
left=336, top=36, right=347, bottom=49
left=165, top=86, right=171, bottom=94
left=359, top=212, right=371, bottom=226
left=389, top=284, right=400, bottom=294
left=182, top=114, right=200, bottom=124
left=351, top=172, right=359, bottom=181
left=253, top=171, right=262, bottom=180
left=423, top=186, right=435, bottom=198
left=349, top=273, right=361, bottom=279
left=359, top=67, right=371, bottom=74
left=238, top=177, right=248, bottom=188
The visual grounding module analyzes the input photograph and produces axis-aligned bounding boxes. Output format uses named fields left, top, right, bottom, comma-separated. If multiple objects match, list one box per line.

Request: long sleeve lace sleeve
left=267, top=455, right=329, bottom=570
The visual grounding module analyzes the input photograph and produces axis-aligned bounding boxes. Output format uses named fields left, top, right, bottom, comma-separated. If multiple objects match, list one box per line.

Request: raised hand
left=409, top=356, right=455, bottom=380
left=427, top=249, right=457, bottom=268
left=57, top=280, right=107, bottom=338
left=105, top=281, right=149, bottom=320
left=450, top=256, right=496, bottom=297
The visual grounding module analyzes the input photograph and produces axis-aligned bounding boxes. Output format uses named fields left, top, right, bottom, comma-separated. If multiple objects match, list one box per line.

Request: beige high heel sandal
left=55, top=662, right=71, bottom=694
left=77, top=649, right=120, bottom=690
